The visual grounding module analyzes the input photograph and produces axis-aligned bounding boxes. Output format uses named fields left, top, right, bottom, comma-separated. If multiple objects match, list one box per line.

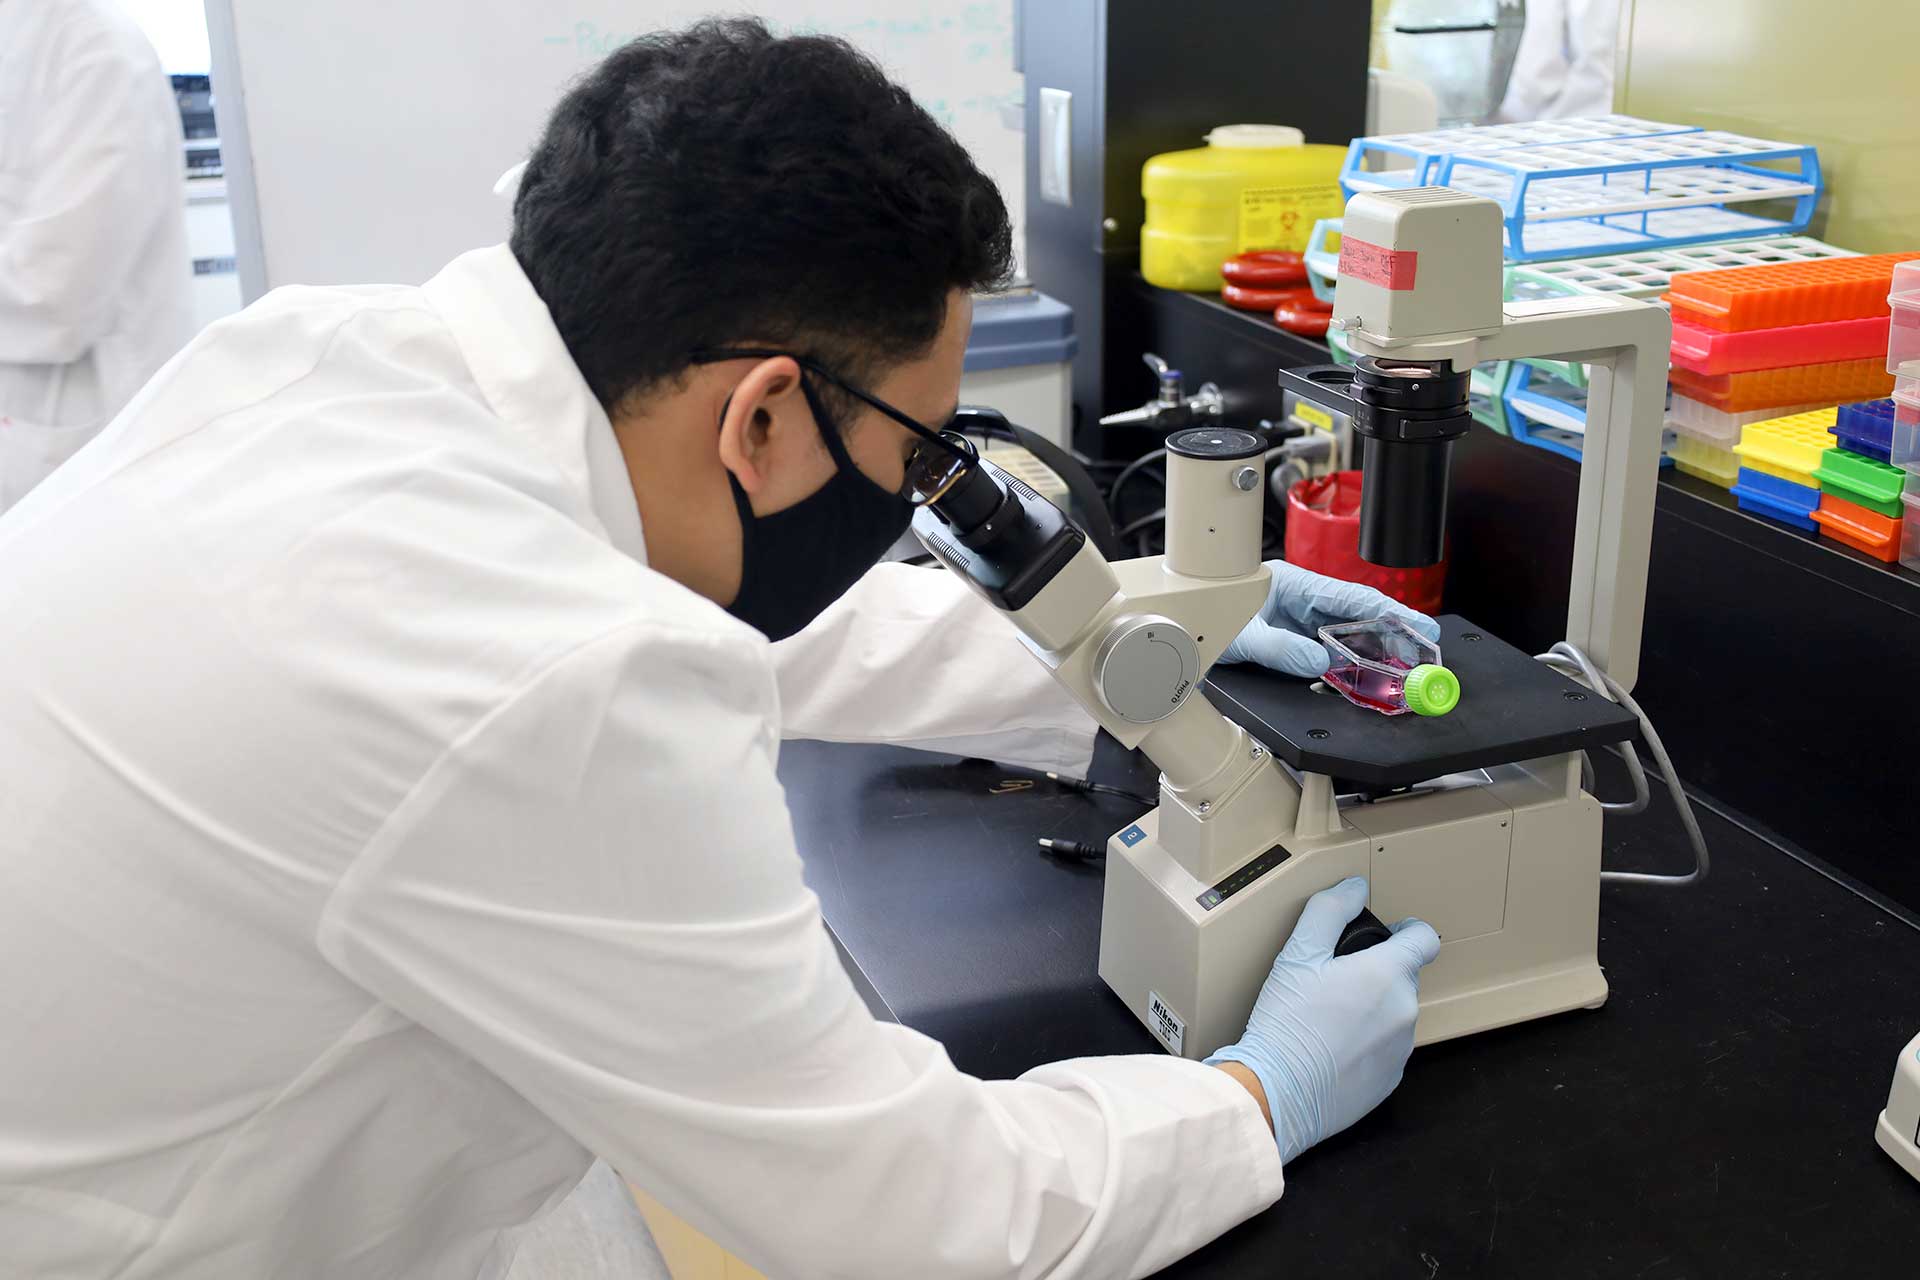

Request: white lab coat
left=1493, top=0, right=1622, bottom=122
left=0, top=0, right=194, bottom=511
left=0, top=245, right=1282, bottom=1279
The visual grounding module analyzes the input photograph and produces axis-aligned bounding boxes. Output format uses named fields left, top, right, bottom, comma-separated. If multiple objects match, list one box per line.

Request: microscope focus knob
left=1095, top=615, right=1200, bottom=724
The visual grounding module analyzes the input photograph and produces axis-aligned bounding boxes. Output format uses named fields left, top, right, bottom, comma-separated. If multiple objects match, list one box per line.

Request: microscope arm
left=914, top=433, right=1326, bottom=882
left=1476, top=298, right=1671, bottom=691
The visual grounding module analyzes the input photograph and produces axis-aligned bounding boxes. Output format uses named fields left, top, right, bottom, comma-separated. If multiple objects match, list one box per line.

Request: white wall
left=208, top=2, right=1025, bottom=298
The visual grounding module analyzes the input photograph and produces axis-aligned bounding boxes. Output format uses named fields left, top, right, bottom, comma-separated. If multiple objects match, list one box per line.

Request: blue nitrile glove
left=1217, top=561, right=1442, bottom=678
left=1206, top=877, right=1441, bottom=1163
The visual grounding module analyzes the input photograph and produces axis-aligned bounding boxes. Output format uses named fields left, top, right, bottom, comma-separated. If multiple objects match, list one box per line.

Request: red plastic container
left=1222, top=282, right=1318, bottom=311
left=1285, top=471, right=1446, bottom=615
left=1221, top=250, right=1307, bottom=288
left=1668, top=314, right=1891, bottom=376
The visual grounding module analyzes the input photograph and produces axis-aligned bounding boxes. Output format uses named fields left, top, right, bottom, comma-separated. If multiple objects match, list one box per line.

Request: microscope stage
left=1206, top=615, right=1640, bottom=789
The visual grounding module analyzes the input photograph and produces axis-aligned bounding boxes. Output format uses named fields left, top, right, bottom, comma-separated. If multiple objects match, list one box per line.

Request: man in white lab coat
left=0, top=19, right=1440, bottom=1280
left=0, top=0, right=195, bottom=512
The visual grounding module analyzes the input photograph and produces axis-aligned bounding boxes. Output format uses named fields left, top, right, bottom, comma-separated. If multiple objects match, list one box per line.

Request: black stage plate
left=1205, top=614, right=1640, bottom=789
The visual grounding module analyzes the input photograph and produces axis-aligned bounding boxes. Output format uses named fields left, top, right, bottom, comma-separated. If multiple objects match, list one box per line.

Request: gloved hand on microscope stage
left=1216, top=561, right=1441, bottom=678
left=1206, top=877, right=1442, bottom=1163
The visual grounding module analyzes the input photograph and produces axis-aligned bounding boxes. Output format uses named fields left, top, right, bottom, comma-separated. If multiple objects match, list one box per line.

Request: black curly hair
left=510, top=18, right=1014, bottom=417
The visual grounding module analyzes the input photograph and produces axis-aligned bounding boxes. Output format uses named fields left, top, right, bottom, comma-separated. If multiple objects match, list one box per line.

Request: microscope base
left=1874, top=1033, right=1920, bottom=1182
left=1098, top=755, right=1608, bottom=1060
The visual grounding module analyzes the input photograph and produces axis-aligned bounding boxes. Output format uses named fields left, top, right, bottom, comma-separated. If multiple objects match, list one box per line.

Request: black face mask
left=724, top=376, right=914, bottom=641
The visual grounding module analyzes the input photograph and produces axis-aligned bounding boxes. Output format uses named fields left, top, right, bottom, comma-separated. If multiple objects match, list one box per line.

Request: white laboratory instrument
left=914, top=188, right=1675, bottom=1058
left=1877, top=1032, right=1920, bottom=1181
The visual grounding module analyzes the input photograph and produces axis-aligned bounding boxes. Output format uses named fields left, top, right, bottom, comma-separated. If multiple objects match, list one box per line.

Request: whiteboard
left=207, top=1, right=1025, bottom=299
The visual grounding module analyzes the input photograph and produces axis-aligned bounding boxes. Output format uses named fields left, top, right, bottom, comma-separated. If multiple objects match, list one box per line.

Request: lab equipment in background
left=1304, top=218, right=1343, bottom=303
left=1273, top=295, right=1335, bottom=337
left=1904, top=487, right=1920, bottom=573
left=1318, top=617, right=1460, bottom=717
left=1097, top=354, right=1224, bottom=431
left=1899, top=378, right=1920, bottom=474
left=915, top=187, right=1704, bottom=1059
left=1366, top=67, right=1441, bottom=141
left=1667, top=396, right=1828, bottom=450
left=1017, top=0, right=1372, bottom=458
left=1342, top=114, right=1692, bottom=191
left=1509, top=237, right=1858, bottom=306
left=1438, top=134, right=1822, bottom=263
left=1876, top=1033, right=1920, bottom=1182
left=1833, top=398, right=1899, bottom=463
left=1813, top=446, right=1907, bottom=521
left=1140, top=126, right=1346, bottom=291
left=1889, top=262, right=1920, bottom=377
left=1284, top=472, right=1447, bottom=615
left=1341, top=118, right=1823, bottom=263
left=1670, top=360, right=1893, bottom=415
left=1497, top=362, right=1682, bottom=469
left=170, top=72, right=241, bottom=332
left=1222, top=251, right=1309, bottom=287
left=1380, top=0, right=1524, bottom=127
left=958, top=290, right=1078, bottom=448
left=1669, top=314, right=1893, bottom=377
left=1220, top=250, right=1320, bottom=314
left=1666, top=433, right=1739, bottom=487
left=1730, top=409, right=1835, bottom=532
left=1669, top=253, right=1920, bottom=332
left=1665, top=254, right=1917, bottom=475
left=1810, top=492, right=1904, bottom=563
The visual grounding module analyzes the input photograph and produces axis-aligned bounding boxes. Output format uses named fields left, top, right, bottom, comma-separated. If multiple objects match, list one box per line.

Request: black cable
left=1112, top=508, right=1167, bottom=558
left=1115, top=509, right=1167, bottom=542
left=992, top=420, right=1123, bottom=560
left=946, top=409, right=1121, bottom=556
left=1045, top=771, right=1155, bottom=807
left=1037, top=838, right=1105, bottom=862
left=1106, top=448, right=1168, bottom=520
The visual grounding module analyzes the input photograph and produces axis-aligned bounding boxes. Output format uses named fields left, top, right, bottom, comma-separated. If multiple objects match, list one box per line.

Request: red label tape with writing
left=1337, top=237, right=1418, bottom=291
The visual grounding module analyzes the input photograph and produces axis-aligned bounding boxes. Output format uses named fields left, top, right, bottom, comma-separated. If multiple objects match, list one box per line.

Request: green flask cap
left=1404, top=664, right=1460, bottom=717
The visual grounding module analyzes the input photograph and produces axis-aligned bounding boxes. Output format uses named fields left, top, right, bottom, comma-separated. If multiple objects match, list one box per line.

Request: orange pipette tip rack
left=1669, top=358, right=1894, bottom=413
left=1665, top=252, right=1920, bottom=332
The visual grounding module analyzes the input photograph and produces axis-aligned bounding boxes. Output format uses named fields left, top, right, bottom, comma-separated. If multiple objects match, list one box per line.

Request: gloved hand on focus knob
left=1217, top=560, right=1440, bottom=678
left=1207, top=877, right=1441, bottom=1163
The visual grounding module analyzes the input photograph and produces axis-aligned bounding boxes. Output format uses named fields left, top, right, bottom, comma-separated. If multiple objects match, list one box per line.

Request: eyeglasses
left=688, top=347, right=978, bottom=506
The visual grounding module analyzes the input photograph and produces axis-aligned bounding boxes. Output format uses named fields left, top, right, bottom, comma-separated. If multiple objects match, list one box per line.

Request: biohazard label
left=1337, top=236, right=1419, bottom=291
left=1146, top=991, right=1186, bottom=1055
left=1237, top=183, right=1346, bottom=254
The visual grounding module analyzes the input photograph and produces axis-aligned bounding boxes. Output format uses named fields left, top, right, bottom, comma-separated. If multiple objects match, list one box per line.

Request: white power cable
left=1535, top=640, right=1710, bottom=887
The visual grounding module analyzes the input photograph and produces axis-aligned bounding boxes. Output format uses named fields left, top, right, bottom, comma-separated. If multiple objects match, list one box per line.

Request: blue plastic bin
left=1731, top=466, right=1820, bottom=531
left=1833, top=399, right=1897, bottom=462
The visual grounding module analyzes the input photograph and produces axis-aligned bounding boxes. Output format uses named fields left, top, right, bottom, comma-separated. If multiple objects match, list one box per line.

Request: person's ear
left=716, top=356, right=806, bottom=497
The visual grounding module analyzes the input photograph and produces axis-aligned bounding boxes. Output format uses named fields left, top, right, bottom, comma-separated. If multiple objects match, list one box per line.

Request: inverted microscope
left=914, top=189, right=1694, bottom=1058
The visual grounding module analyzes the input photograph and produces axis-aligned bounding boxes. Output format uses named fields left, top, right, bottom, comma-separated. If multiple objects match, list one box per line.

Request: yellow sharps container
left=1141, top=125, right=1347, bottom=292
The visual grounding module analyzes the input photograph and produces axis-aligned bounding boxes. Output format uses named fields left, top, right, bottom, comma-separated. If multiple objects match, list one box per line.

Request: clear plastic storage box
left=1667, top=433, right=1740, bottom=487
left=1897, top=377, right=1920, bottom=472
left=1903, top=490, right=1920, bottom=573
left=1890, top=261, right=1920, bottom=378
left=1668, top=396, right=1827, bottom=447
